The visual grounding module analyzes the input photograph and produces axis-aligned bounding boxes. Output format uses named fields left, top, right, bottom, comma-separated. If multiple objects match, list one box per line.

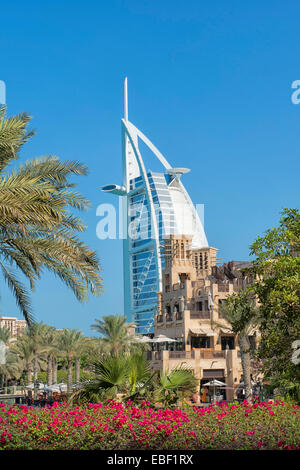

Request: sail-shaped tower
left=102, top=79, right=208, bottom=334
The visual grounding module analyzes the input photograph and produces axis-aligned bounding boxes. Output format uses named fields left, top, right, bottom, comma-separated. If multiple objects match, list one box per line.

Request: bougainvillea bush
left=0, top=400, right=299, bottom=450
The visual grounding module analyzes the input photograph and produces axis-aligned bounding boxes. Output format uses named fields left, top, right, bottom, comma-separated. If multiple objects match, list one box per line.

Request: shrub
left=0, top=399, right=299, bottom=450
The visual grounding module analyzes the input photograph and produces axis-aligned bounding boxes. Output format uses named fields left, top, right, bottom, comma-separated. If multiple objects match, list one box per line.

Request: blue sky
left=0, top=1, right=299, bottom=334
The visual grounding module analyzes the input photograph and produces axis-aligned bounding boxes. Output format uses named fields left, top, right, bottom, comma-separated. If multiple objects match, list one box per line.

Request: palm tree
left=0, top=106, right=103, bottom=325
left=71, top=353, right=152, bottom=404
left=26, top=323, right=49, bottom=390
left=0, top=351, right=24, bottom=392
left=91, top=315, right=136, bottom=355
left=52, top=356, right=58, bottom=385
left=126, top=352, right=153, bottom=398
left=155, top=367, right=198, bottom=406
left=59, top=329, right=85, bottom=395
left=11, top=322, right=49, bottom=394
left=0, top=325, right=10, bottom=351
left=11, top=337, right=35, bottom=385
left=218, top=290, right=258, bottom=402
left=74, top=338, right=88, bottom=385
left=40, top=325, right=60, bottom=386
left=71, top=354, right=196, bottom=406
left=0, top=325, right=11, bottom=389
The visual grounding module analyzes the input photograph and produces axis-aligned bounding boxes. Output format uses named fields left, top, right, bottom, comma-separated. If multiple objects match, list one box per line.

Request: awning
left=135, top=336, right=153, bottom=343
left=203, top=379, right=226, bottom=387
left=152, top=335, right=178, bottom=343
left=190, top=328, right=217, bottom=337
left=220, top=327, right=234, bottom=334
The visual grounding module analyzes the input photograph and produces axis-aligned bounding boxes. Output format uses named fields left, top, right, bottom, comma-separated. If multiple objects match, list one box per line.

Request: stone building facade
left=147, top=235, right=259, bottom=401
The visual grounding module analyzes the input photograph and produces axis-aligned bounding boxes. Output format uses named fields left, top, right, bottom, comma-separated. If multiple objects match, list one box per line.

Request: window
left=221, top=336, right=235, bottom=350
left=165, top=305, right=172, bottom=321
left=191, top=336, right=210, bottom=348
left=196, top=301, right=203, bottom=311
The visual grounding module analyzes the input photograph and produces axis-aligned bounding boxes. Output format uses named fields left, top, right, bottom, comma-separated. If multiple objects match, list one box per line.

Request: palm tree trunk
left=33, top=352, right=39, bottom=401
left=67, top=357, right=73, bottom=395
left=33, top=352, right=38, bottom=382
left=239, top=335, right=252, bottom=402
left=52, top=357, right=57, bottom=384
left=112, top=343, right=118, bottom=356
left=27, top=361, right=33, bottom=385
left=47, top=355, right=53, bottom=386
left=75, top=357, right=80, bottom=384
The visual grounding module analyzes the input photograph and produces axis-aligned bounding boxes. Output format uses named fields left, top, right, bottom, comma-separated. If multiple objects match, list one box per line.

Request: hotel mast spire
left=124, top=77, right=128, bottom=122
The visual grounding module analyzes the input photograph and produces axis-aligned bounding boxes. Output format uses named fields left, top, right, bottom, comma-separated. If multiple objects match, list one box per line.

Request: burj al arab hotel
left=102, top=79, right=208, bottom=334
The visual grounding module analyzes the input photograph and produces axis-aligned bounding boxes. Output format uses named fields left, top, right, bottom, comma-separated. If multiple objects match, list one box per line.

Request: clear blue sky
left=0, top=1, right=299, bottom=335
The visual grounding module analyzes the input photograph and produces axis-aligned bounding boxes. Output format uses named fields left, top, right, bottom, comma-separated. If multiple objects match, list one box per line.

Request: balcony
left=190, top=311, right=210, bottom=320
left=169, top=351, right=195, bottom=359
left=166, top=315, right=173, bottom=322
left=200, top=350, right=226, bottom=359
left=146, top=349, right=226, bottom=363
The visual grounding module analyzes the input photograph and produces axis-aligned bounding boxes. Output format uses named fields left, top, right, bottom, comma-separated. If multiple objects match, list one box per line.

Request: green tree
left=26, top=323, right=49, bottom=389
left=0, top=106, right=103, bottom=324
left=59, top=329, right=85, bottom=395
left=155, top=367, right=198, bottom=407
left=11, top=322, right=51, bottom=391
left=11, top=336, right=35, bottom=385
left=40, top=325, right=60, bottom=386
left=71, top=353, right=196, bottom=406
left=0, top=326, right=12, bottom=388
left=91, top=315, right=136, bottom=355
left=0, top=325, right=10, bottom=344
left=218, top=291, right=258, bottom=402
left=249, top=208, right=300, bottom=400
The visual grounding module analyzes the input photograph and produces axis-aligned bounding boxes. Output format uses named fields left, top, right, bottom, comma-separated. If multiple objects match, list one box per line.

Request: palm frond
left=0, top=261, right=33, bottom=325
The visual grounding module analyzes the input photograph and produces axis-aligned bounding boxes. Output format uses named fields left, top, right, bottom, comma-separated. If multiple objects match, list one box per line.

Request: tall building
left=102, top=79, right=208, bottom=334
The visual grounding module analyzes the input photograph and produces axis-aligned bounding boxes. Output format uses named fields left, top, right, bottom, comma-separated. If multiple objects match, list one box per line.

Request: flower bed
left=0, top=400, right=299, bottom=450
